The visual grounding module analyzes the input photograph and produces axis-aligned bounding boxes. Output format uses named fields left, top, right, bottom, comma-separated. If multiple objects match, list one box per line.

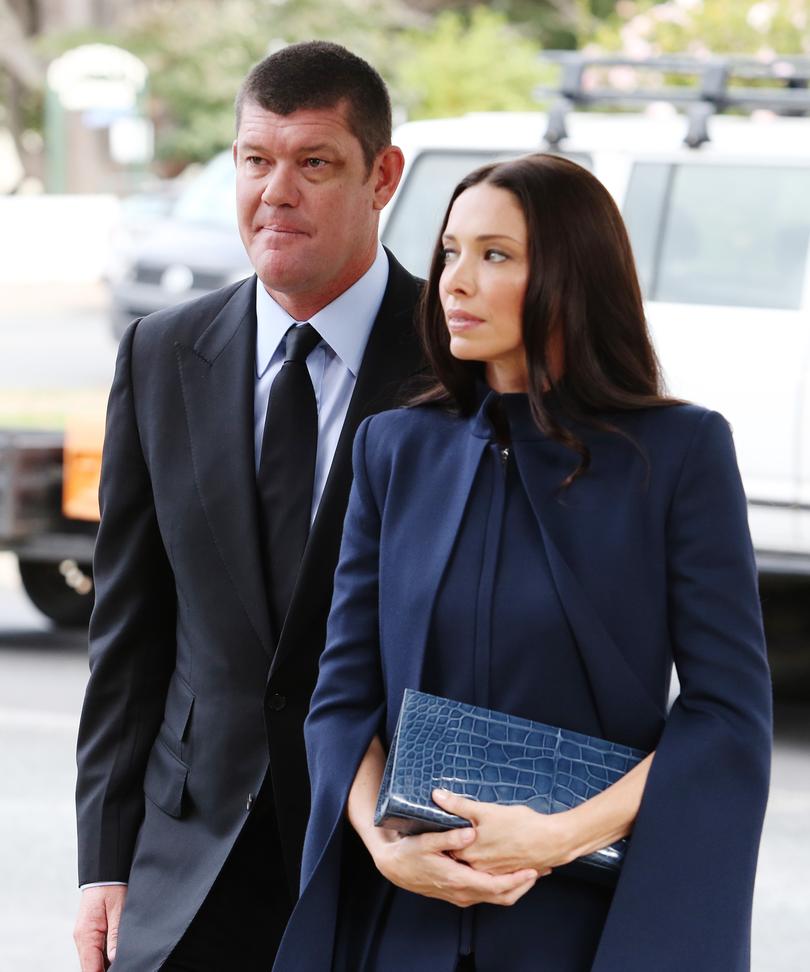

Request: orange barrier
left=63, top=416, right=105, bottom=522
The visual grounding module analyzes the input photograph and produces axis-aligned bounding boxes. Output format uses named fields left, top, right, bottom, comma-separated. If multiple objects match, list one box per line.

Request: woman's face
left=439, top=182, right=530, bottom=392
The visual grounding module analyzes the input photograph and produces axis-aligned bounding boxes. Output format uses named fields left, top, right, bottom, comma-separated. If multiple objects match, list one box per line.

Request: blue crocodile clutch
left=374, top=689, right=648, bottom=886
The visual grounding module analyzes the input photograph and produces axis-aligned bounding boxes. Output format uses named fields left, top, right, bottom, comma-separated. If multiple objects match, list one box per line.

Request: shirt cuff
left=80, top=881, right=128, bottom=890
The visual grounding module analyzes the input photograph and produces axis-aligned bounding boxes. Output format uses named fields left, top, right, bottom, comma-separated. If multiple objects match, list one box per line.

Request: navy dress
left=357, top=392, right=617, bottom=971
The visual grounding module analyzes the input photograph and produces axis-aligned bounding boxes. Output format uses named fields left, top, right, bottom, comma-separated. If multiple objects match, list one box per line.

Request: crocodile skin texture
left=375, top=689, right=648, bottom=886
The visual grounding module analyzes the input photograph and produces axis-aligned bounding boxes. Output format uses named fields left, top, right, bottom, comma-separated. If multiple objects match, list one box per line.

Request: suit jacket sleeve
left=592, top=410, right=773, bottom=971
left=75, top=319, right=177, bottom=886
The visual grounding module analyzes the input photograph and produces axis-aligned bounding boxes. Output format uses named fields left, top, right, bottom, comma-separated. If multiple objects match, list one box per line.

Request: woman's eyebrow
left=441, top=232, right=522, bottom=243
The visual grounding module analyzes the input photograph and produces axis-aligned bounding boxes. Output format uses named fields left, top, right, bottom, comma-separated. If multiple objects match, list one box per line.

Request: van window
left=623, top=162, right=810, bottom=310
left=383, top=150, right=591, bottom=278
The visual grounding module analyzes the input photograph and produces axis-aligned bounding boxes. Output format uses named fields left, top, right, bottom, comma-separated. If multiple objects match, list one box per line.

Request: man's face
left=234, top=100, right=386, bottom=314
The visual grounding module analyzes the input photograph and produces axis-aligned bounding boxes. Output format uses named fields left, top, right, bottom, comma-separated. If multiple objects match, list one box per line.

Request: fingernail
left=434, top=788, right=448, bottom=796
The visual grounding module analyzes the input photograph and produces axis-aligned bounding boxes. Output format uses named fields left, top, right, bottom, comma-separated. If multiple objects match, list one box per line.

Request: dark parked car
left=108, top=151, right=251, bottom=339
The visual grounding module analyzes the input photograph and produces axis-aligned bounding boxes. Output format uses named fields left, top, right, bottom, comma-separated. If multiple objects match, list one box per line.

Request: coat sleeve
left=592, top=410, right=773, bottom=971
left=273, top=414, right=387, bottom=970
left=75, top=320, right=177, bottom=886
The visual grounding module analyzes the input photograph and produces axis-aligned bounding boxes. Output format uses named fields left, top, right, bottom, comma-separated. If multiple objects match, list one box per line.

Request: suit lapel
left=269, top=251, right=424, bottom=678
left=176, top=277, right=276, bottom=661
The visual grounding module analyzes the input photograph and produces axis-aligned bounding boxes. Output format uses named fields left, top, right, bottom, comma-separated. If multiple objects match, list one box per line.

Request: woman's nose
left=443, top=256, right=475, bottom=296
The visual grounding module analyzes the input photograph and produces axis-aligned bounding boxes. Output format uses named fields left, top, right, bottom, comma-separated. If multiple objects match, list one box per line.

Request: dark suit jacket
left=274, top=395, right=773, bottom=971
left=75, top=249, right=423, bottom=971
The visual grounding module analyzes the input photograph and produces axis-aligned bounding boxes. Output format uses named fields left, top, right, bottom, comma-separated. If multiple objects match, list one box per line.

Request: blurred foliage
left=590, top=0, right=810, bottom=57
left=28, top=0, right=421, bottom=168
left=118, top=0, right=422, bottom=166
left=397, top=7, right=555, bottom=117
left=11, top=0, right=809, bottom=173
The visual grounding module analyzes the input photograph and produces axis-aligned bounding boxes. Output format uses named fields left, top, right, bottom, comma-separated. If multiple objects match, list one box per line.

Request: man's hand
left=371, top=825, right=543, bottom=908
left=74, top=886, right=127, bottom=972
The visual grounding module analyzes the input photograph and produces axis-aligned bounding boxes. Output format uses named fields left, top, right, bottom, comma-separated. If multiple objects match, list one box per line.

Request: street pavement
left=0, top=554, right=809, bottom=971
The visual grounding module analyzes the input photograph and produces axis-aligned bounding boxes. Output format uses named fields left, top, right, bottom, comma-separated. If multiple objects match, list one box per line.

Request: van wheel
left=18, top=559, right=94, bottom=628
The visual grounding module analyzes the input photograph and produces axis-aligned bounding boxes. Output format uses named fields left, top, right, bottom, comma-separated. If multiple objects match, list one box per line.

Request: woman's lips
left=447, top=312, right=484, bottom=332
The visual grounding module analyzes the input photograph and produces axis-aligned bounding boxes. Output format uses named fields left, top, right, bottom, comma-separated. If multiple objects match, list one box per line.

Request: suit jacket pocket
left=144, top=735, right=189, bottom=818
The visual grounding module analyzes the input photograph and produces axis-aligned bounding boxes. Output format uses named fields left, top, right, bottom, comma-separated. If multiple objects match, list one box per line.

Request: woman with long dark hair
left=273, top=154, right=772, bottom=971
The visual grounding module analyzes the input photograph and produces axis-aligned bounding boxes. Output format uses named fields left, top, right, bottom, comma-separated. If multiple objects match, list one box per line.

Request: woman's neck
left=485, top=359, right=529, bottom=394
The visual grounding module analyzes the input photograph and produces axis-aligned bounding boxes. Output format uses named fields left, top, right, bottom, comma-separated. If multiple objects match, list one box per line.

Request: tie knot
left=284, top=323, right=321, bottom=363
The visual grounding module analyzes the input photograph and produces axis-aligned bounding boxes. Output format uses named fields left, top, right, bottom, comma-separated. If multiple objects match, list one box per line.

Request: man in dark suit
left=73, top=41, right=422, bottom=972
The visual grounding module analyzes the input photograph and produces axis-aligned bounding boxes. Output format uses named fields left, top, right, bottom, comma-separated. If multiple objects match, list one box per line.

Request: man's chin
left=253, top=253, right=311, bottom=295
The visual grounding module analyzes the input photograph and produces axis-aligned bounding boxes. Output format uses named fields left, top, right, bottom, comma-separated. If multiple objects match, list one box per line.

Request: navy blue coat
left=273, top=393, right=772, bottom=971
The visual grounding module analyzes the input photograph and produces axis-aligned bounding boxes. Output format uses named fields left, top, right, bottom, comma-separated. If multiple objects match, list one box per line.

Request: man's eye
left=484, top=249, right=508, bottom=263
left=245, top=156, right=265, bottom=166
left=305, top=158, right=328, bottom=169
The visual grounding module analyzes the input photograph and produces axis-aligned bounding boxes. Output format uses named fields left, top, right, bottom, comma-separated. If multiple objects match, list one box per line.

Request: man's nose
left=260, top=164, right=300, bottom=207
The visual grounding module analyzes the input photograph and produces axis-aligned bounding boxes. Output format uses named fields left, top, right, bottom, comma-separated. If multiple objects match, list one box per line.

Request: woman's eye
left=441, top=247, right=458, bottom=264
left=485, top=249, right=508, bottom=263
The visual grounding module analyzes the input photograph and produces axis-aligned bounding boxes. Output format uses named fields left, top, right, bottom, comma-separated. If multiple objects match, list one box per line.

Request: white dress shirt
left=254, top=242, right=389, bottom=520
left=81, top=243, right=389, bottom=891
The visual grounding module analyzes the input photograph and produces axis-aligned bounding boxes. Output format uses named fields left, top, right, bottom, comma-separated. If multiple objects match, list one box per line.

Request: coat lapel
left=384, top=430, right=488, bottom=740
left=176, top=277, right=276, bottom=661
left=269, top=250, right=424, bottom=679
left=512, top=441, right=666, bottom=747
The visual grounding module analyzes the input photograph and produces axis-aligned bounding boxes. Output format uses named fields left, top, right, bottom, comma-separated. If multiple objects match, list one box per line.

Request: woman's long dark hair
left=410, top=153, right=682, bottom=485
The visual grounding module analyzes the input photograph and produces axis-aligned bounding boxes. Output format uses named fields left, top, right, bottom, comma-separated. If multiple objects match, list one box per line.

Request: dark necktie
left=257, top=322, right=322, bottom=635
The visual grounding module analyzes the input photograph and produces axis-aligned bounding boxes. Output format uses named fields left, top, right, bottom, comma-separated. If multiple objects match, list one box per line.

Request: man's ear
left=372, top=146, right=405, bottom=211
left=232, top=140, right=238, bottom=166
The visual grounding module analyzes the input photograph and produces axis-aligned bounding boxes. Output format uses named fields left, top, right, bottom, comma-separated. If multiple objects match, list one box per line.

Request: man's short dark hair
left=235, top=41, right=392, bottom=174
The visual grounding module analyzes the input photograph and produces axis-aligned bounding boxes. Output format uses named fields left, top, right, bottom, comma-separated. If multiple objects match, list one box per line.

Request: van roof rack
left=535, top=51, right=810, bottom=148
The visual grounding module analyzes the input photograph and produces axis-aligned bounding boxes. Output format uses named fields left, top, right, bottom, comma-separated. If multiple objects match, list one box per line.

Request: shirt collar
left=255, top=242, right=389, bottom=379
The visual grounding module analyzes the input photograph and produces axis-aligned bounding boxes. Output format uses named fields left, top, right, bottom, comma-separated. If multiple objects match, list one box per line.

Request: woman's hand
left=371, top=825, right=543, bottom=908
left=432, top=789, right=576, bottom=875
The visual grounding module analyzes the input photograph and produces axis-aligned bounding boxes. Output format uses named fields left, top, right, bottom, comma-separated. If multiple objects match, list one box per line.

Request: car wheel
left=18, top=558, right=94, bottom=628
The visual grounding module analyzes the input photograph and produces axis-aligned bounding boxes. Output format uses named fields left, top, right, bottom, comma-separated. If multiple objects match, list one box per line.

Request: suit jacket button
left=268, top=693, right=286, bottom=711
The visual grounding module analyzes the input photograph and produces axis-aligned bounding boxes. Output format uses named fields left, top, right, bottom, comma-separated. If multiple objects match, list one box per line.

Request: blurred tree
left=397, top=5, right=554, bottom=118
left=1, top=0, right=45, bottom=187
left=398, top=0, right=616, bottom=48
left=589, top=0, right=809, bottom=57
left=116, top=0, right=422, bottom=170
